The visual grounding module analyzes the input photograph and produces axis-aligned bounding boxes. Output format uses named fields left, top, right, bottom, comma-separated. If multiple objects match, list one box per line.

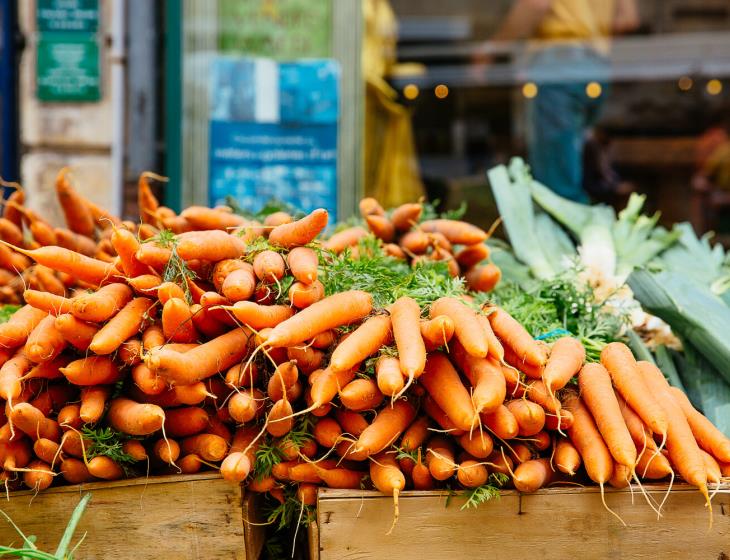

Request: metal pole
left=110, top=0, right=127, bottom=217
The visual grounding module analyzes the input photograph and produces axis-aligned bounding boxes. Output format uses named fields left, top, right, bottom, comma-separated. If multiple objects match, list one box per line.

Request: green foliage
left=418, top=199, right=467, bottom=222
left=225, top=196, right=305, bottom=221
left=80, top=427, right=136, bottom=466
left=487, top=269, right=628, bottom=362
left=143, top=228, right=196, bottom=304
left=320, top=235, right=466, bottom=308
left=460, top=473, right=509, bottom=510
left=264, top=489, right=316, bottom=531
left=281, top=415, right=315, bottom=449
left=0, top=305, right=19, bottom=324
left=254, top=441, right=284, bottom=481
left=0, top=493, right=91, bottom=559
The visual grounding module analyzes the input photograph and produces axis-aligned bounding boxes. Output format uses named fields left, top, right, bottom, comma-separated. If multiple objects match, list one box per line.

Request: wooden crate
left=0, top=473, right=264, bottom=560
left=312, top=484, right=730, bottom=559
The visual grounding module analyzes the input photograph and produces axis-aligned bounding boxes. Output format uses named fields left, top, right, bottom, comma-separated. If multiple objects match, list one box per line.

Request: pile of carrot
left=0, top=170, right=726, bottom=532
left=327, top=197, right=502, bottom=293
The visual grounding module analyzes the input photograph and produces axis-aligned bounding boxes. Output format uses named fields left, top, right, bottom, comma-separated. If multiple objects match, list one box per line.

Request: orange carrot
left=24, top=315, right=67, bottom=363
left=454, top=243, right=489, bottom=269
left=421, top=352, right=477, bottom=432
left=289, top=280, right=325, bottom=309
left=579, top=363, right=636, bottom=469
left=33, top=438, right=61, bottom=466
left=264, top=290, right=372, bottom=348
left=286, top=345, right=324, bottom=375
left=451, top=339, right=505, bottom=414
left=54, top=227, right=97, bottom=257
left=426, top=437, right=456, bottom=480
left=522, top=379, right=561, bottom=415
left=513, top=458, right=554, bottom=493
left=669, top=386, right=730, bottom=463
left=430, top=297, right=488, bottom=358
left=390, top=296, right=426, bottom=384
left=163, top=407, right=210, bottom=438
left=355, top=400, right=416, bottom=457
left=263, top=211, right=293, bottom=228
left=145, top=328, right=251, bottom=385
left=9, top=403, right=60, bottom=441
left=23, top=290, right=73, bottom=316
left=370, top=452, right=405, bottom=532
left=253, top=250, right=286, bottom=283
left=0, top=353, right=32, bottom=404
left=88, top=456, right=124, bottom=480
left=227, top=301, right=294, bottom=330
left=89, top=297, right=154, bottom=355
left=267, top=399, right=294, bottom=437
left=330, top=315, right=391, bottom=373
left=323, top=226, right=368, bottom=254
left=128, top=274, right=163, bottom=296
left=156, top=282, right=186, bottom=304
left=152, top=438, right=180, bottom=465
left=339, top=378, right=383, bottom=411
left=457, top=459, right=488, bottom=488
left=161, top=297, right=198, bottom=344
left=465, top=263, right=501, bottom=292
left=107, top=398, right=164, bottom=436
left=555, top=438, right=582, bottom=475
left=34, top=265, right=66, bottom=296
left=54, top=314, right=99, bottom=351
left=179, top=206, right=247, bottom=230
left=506, top=399, right=545, bottom=437
left=359, top=198, right=385, bottom=217
left=55, top=169, right=96, bottom=237
left=222, top=266, right=256, bottom=303
left=287, top=247, right=319, bottom=284
left=268, top=208, right=328, bottom=248
left=487, top=306, right=546, bottom=367
left=601, top=343, right=668, bottom=439
left=0, top=304, right=47, bottom=348
left=422, top=396, right=465, bottom=436
left=314, top=465, right=364, bottom=489
left=122, top=440, right=148, bottom=462
left=391, top=203, right=422, bottom=231
left=110, top=227, right=150, bottom=277
left=221, top=452, right=251, bottom=482
left=542, top=336, right=585, bottom=393
left=365, top=215, right=395, bottom=242
left=563, top=392, right=613, bottom=485
left=79, top=386, right=111, bottom=424
left=419, top=219, right=486, bottom=245
left=480, top=404, right=519, bottom=440
left=458, top=431, right=494, bottom=459
left=313, top=417, right=342, bottom=448
left=419, top=315, right=455, bottom=352
left=175, top=230, right=245, bottom=262
left=375, top=355, right=404, bottom=397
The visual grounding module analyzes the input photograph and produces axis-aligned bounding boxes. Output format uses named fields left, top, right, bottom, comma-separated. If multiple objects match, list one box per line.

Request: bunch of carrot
left=0, top=169, right=726, bottom=534
left=325, top=197, right=501, bottom=293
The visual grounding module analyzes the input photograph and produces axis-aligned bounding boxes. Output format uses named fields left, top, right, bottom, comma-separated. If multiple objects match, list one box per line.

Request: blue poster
left=208, top=57, right=339, bottom=221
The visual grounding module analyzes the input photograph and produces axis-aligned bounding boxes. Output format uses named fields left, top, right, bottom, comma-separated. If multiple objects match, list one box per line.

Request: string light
left=707, top=79, right=723, bottom=96
left=403, top=84, right=419, bottom=100
left=522, top=82, right=538, bottom=99
left=434, top=84, right=449, bottom=99
left=586, top=82, right=602, bottom=98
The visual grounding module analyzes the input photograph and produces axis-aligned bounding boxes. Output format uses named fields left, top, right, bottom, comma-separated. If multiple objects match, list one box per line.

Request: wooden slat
left=315, top=485, right=730, bottom=559
left=0, top=474, right=263, bottom=560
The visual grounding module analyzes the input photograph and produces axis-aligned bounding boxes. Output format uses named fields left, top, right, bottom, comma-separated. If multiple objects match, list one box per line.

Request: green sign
left=37, top=33, right=100, bottom=102
left=37, top=0, right=99, bottom=32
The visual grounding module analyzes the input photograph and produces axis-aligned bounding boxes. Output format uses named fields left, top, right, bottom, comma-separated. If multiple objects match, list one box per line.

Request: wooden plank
left=0, top=474, right=261, bottom=560
left=316, top=485, right=730, bottom=560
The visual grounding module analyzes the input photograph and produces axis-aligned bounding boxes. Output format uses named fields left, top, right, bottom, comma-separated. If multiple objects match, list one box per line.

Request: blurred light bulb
left=403, top=84, right=419, bottom=100
left=707, top=79, right=723, bottom=96
left=522, top=82, right=538, bottom=98
left=586, top=82, right=602, bottom=98
left=678, top=76, right=693, bottom=91
left=434, top=84, right=449, bottom=99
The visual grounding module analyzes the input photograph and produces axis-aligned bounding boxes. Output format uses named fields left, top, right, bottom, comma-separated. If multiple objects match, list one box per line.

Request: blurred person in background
left=484, top=0, right=639, bottom=202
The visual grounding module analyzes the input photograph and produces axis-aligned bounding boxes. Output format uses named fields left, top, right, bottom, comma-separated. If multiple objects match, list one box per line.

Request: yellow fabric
left=534, top=0, right=615, bottom=53
left=363, top=0, right=425, bottom=206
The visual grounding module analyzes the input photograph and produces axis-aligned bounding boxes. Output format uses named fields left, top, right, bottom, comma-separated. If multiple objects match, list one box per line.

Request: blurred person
left=485, top=0, right=639, bottom=202
left=363, top=0, right=426, bottom=207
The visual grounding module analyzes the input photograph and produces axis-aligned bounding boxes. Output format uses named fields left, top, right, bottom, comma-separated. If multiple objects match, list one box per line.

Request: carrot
left=224, top=361, right=259, bottom=389
left=288, top=280, right=324, bottom=309
left=79, top=386, right=111, bottom=424
left=454, top=243, right=489, bottom=269
left=212, top=259, right=247, bottom=291
left=161, top=297, right=198, bottom=344
left=266, top=398, right=293, bottom=438
left=287, top=247, right=318, bottom=284
left=522, top=380, right=561, bottom=415
left=107, top=398, right=165, bottom=436
left=137, top=173, right=161, bottom=224
left=307, top=366, right=355, bottom=412
left=265, top=290, right=373, bottom=348
left=330, top=315, right=391, bottom=373
left=54, top=227, right=98, bottom=257
left=323, top=226, right=368, bottom=254
left=314, top=465, right=364, bottom=489
left=221, top=266, right=256, bottom=303
left=88, top=456, right=124, bottom=480
left=578, top=363, right=636, bottom=470
left=505, top=399, right=545, bottom=437
left=189, top=304, right=226, bottom=339
left=89, top=297, right=153, bottom=355
left=9, top=403, right=60, bottom=441
left=268, top=208, right=328, bottom=248
left=370, top=452, right=405, bottom=532
left=23, top=291, right=73, bottom=316
left=426, top=437, right=456, bottom=480
left=458, top=431, right=494, bottom=459
left=637, top=361, right=708, bottom=496
left=128, top=274, right=163, bottom=296
left=334, top=411, right=367, bottom=439
left=55, top=169, right=96, bottom=237
left=110, top=227, right=150, bottom=277
left=339, top=378, right=383, bottom=411
left=33, top=438, right=61, bottom=466
left=465, top=264, right=501, bottom=293
left=253, top=250, right=286, bottom=283
left=359, top=198, right=385, bottom=217
left=286, top=345, right=324, bottom=375
left=0, top=353, right=32, bottom=404
left=390, top=296, right=426, bottom=386
left=554, top=438, right=582, bottom=475
left=22, top=459, right=54, bottom=491
left=512, top=458, right=553, bottom=493
left=262, top=211, right=293, bottom=228
left=312, top=417, right=342, bottom=449
left=163, top=407, right=210, bottom=438
left=487, top=307, right=547, bottom=368
left=54, top=314, right=99, bottom=351
left=57, top=404, right=82, bottom=431
left=365, top=215, right=395, bottom=243
left=375, top=355, right=404, bottom=397
left=636, top=445, right=673, bottom=479
left=389, top=202, right=420, bottom=231
left=59, top=457, right=92, bottom=484
left=179, top=433, right=228, bottom=462
left=563, top=392, right=613, bottom=485
left=700, top=450, right=722, bottom=485
left=419, top=315, right=455, bottom=352
left=455, top=459, right=488, bottom=488
left=399, top=416, right=429, bottom=453
left=60, top=356, right=120, bottom=386
left=422, top=396, right=465, bottom=436
left=419, top=219, right=486, bottom=244
left=220, top=452, right=251, bottom=482
left=480, top=404, right=519, bottom=440
left=668, top=386, right=730, bottom=463
left=0, top=217, right=23, bottom=247
left=355, top=400, right=416, bottom=456
left=24, top=315, right=67, bottom=363
left=122, top=440, right=148, bottom=462
left=156, top=282, right=186, bottom=305
left=87, top=198, right=122, bottom=229
left=134, top=243, right=171, bottom=272
left=225, top=301, right=293, bottom=331
left=0, top=304, right=47, bottom=348
left=430, top=297, right=488, bottom=358
left=601, top=343, right=668, bottom=439
left=451, top=339, right=505, bottom=413
left=152, top=438, right=180, bottom=465
left=175, top=230, right=245, bottom=262
left=2, top=243, right=119, bottom=286
left=179, top=205, right=247, bottom=230
left=34, top=265, right=66, bottom=296
left=421, top=352, right=477, bottom=432
left=399, top=230, right=429, bottom=255
left=289, top=461, right=336, bottom=483
left=542, top=336, right=585, bottom=393
left=59, top=430, right=88, bottom=458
